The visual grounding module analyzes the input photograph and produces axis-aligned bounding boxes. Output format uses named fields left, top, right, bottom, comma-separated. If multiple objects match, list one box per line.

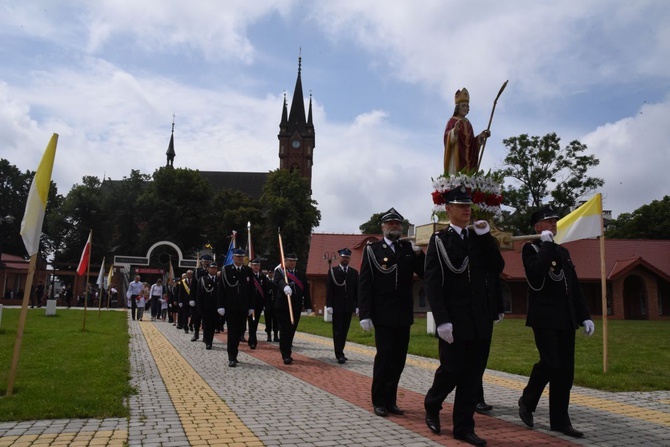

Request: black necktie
left=462, top=229, right=468, bottom=241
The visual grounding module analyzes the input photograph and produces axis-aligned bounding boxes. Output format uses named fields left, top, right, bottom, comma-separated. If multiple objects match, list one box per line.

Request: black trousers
left=190, top=307, right=201, bottom=334
left=247, top=307, right=263, bottom=347
left=201, top=309, right=218, bottom=345
left=130, top=295, right=138, bottom=320
left=476, top=326, right=494, bottom=403
left=264, top=304, right=279, bottom=337
left=522, top=327, right=576, bottom=429
left=371, top=325, right=410, bottom=409
left=225, top=310, right=247, bottom=361
left=277, top=306, right=301, bottom=359
left=332, top=310, right=353, bottom=358
left=424, top=337, right=488, bottom=437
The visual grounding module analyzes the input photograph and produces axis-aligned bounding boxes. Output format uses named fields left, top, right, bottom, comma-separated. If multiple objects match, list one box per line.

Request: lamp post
left=0, top=213, right=16, bottom=259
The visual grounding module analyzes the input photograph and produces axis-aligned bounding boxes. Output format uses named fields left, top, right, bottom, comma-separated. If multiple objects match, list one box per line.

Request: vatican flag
left=554, top=193, right=602, bottom=244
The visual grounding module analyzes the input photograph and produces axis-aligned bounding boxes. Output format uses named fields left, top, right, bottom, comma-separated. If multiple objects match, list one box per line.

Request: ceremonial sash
left=287, top=271, right=304, bottom=291
left=182, top=280, right=191, bottom=295
left=253, top=276, right=265, bottom=298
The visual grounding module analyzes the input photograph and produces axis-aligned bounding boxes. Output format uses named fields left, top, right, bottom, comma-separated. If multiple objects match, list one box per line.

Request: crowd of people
left=124, top=193, right=594, bottom=446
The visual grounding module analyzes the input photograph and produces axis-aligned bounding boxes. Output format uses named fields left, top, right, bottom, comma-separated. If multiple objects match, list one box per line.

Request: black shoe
left=228, top=360, right=236, bottom=367
left=337, top=357, right=346, bottom=364
left=274, top=335, right=279, bottom=342
left=283, top=357, right=293, bottom=365
left=205, top=344, right=212, bottom=350
left=239, top=336, right=246, bottom=342
left=475, top=402, right=493, bottom=413
left=184, top=329, right=189, bottom=334
left=518, top=397, right=534, bottom=428
left=215, top=329, right=220, bottom=333
left=387, top=405, right=404, bottom=415
left=191, top=335, right=199, bottom=342
left=249, top=344, right=257, bottom=350
left=425, top=412, right=440, bottom=434
left=267, top=335, right=272, bottom=342
left=373, top=406, right=388, bottom=417
left=551, top=425, right=584, bottom=438
left=455, top=432, right=487, bottom=446
left=177, top=326, right=183, bottom=330
left=343, top=356, right=348, bottom=361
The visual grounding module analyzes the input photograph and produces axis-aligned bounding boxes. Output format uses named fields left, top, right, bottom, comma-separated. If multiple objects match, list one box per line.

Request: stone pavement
left=1, top=314, right=669, bottom=446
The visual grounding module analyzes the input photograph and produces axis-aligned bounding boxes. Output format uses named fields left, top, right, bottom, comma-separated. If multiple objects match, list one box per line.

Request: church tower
left=166, top=115, right=176, bottom=168
left=278, top=55, right=315, bottom=188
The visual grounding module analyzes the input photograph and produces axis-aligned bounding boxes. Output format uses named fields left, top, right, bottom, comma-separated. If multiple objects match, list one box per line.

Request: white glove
left=283, top=285, right=292, bottom=295
left=178, top=303, right=183, bottom=308
left=217, top=308, right=225, bottom=316
left=540, top=230, right=554, bottom=243
left=473, top=220, right=490, bottom=235
left=355, top=307, right=359, bottom=316
left=583, top=319, right=595, bottom=336
left=410, top=240, right=422, bottom=253
left=495, top=313, right=505, bottom=323
left=305, top=308, right=312, bottom=314
left=437, top=323, right=454, bottom=343
left=189, top=300, right=196, bottom=307
left=359, top=318, right=374, bottom=331
left=326, top=307, right=333, bottom=315
left=248, top=309, right=254, bottom=316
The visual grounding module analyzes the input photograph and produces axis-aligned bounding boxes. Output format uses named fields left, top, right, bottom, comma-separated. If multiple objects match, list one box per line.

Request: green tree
left=205, top=188, right=264, bottom=260
left=260, top=169, right=320, bottom=266
left=496, top=133, right=604, bottom=234
left=359, top=212, right=411, bottom=235
left=135, top=167, right=212, bottom=255
left=606, top=196, right=670, bottom=240
left=0, top=159, right=62, bottom=257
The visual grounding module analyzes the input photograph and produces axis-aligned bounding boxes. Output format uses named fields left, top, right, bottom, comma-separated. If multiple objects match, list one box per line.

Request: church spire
left=287, top=53, right=307, bottom=133
left=166, top=114, right=176, bottom=167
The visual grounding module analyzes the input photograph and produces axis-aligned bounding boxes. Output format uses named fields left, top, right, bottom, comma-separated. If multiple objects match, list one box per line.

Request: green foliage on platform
left=296, top=316, right=670, bottom=392
left=0, top=309, right=133, bottom=421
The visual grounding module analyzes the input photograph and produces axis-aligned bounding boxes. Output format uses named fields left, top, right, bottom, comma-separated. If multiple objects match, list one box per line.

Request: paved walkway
left=1, top=315, right=669, bottom=446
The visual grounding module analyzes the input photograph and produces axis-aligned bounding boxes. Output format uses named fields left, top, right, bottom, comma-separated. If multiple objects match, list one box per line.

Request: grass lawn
left=293, top=315, right=670, bottom=392
left=0, top=308, right=133, bottom=422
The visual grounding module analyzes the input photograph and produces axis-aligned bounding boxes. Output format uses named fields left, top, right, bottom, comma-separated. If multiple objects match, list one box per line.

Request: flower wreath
left=431, top=170, right=504, bottom=222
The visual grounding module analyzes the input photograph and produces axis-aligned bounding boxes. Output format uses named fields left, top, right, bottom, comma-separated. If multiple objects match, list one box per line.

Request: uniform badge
left=382, top=244, right=387, bottom=249
left=383, top=257, right=388, bottom=262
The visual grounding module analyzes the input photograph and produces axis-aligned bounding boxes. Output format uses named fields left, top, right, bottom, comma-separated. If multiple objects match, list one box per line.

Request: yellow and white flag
left=20, top=134, right=58, bottom=256
left=555, top=193, right=602, bottom=244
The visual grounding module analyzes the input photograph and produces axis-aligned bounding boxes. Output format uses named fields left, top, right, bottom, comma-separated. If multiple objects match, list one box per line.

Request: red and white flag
left=76, top=230, right=92, bottom=276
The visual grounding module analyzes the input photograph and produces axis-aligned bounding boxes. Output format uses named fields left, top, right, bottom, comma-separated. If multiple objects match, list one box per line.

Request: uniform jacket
left=250, top=271, right=271, bottom=312
left=523, top=240, right=591, bottom=330
left=220, top=264, right=254, bottom=312
left=196, top=274, right=223, bottom=314
left=358, top=239, right=425, bottom=327
left=274, top=268, right=312, bottom=313
left=326, top=265, right=358, bottom=313
left=177, top=276, right=195, bottom=306
left=423, top=227, right=505, bottom=341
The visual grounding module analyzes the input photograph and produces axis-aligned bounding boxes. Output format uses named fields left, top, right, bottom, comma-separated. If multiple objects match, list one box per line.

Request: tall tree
left=496, top=133, right=604, bottom=234
left=606, top=196, right=670, bottom=240
left=260, top=169, right=320, bottom=266
left=205, top=188, right=264, bottom=259
left=359, top=212, right=411, bottom=235
left=0, top=159, right=62, bottom=257
left=135, top=167, right=212, bottom=255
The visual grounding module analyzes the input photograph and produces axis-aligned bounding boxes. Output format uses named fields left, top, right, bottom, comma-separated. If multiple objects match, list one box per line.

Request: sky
left=1, top=1, right=669, bottom=235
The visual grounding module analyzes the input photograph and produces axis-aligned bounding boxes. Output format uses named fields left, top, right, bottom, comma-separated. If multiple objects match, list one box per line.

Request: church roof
left=198, top=171, right=269, bottom=199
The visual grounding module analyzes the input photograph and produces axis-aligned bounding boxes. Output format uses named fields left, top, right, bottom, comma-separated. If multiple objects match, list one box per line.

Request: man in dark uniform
left=264, top=270, right=279, bottom=342
left=326, top=248, right=359, bottom=364
left=218, top=249, right=254, bottom=367
left=518, top=206, right=594, bottom=438
left=248, top=257, right=269, bottom=349
left=274, top=252, right=312, bottom=365
left=196, top=262, right=223, bottom=350
left=422, top=186, right=504, bottom=446
left=190, top=255, right=213, bottom=340
left=358, top=207, right=424, bottom=418
left=176, top=272, right=190, bottom=331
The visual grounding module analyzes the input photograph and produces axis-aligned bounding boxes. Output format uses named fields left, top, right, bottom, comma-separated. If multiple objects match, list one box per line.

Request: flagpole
left=599, top=195, right=608, bottom=373
left=6, top=254, right=38, bottom=395
left=98, top=257, right=105, bottom=318
left=82, top=230, right=92, bottom=332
